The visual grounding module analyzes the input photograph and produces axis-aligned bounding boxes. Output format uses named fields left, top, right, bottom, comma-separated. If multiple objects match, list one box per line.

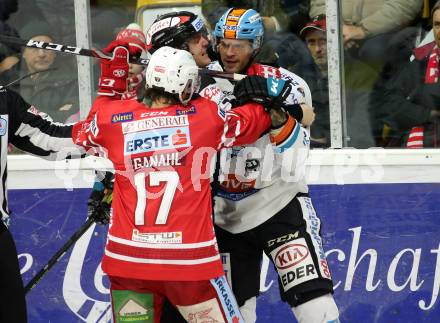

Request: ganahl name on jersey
left=269, top=237, right=319, bottom=291
left=124, top=126, right=191, bottom=155
left=131, top=152, right=184, bottom=170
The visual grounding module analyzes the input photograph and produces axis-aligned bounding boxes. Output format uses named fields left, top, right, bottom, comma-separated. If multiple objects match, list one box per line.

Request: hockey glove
left=98, top=39, right=143, bottom=97
left=233, top=75, right=292, bottom=111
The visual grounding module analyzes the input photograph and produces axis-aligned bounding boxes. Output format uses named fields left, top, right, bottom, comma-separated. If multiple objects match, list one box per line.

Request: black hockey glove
left=87, top=172, right=114, bottom=225
left=233, top=75, right=292, bottom=111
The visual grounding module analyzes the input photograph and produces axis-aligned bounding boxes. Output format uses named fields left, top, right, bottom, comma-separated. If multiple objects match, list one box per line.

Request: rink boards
left=8, top=153, right=440, bottom=322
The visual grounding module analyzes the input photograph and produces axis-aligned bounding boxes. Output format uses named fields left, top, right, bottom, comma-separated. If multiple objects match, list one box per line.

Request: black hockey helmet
left=146, top=11, right=209, bottom=53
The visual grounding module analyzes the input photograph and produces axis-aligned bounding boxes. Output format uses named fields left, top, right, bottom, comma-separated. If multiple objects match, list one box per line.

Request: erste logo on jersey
left=124, top=127, right=191, bottom=155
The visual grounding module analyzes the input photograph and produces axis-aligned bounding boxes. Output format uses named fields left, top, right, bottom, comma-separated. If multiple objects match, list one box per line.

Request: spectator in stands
left=309, top=0, right=422, bottom=67
left=90, top=0, right=135, bottom=49
left=0, top=0, right=20, bottom=77
left=203, top=0, right=303, bottom=32
left=373, top=1, right=440, bottom=148
left=202, top=0, right=316, bottom=78
left=2, top=21, right=79, bottom=123
left=301, top=15, right=376, bottom=148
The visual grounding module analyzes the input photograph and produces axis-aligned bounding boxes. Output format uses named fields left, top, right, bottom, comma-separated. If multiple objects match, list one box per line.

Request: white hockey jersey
left=202, top=62, right=313, bottom=233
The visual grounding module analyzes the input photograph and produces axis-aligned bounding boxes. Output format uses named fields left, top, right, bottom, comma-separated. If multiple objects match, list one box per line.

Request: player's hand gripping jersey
left=201, top=62, right=313, bottom=233
left=72, top=95, right=270, bottom=281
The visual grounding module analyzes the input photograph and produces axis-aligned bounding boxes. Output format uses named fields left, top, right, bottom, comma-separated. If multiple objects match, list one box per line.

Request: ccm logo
left=274, top=244, right=309, bottom=270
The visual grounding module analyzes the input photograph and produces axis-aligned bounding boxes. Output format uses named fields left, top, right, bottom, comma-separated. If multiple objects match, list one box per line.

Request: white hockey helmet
left=145, top=46, right=199, bottom=105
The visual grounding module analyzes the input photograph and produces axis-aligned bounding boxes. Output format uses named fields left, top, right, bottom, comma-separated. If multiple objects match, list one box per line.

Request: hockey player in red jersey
left=73, top=43, right=292, bottom=322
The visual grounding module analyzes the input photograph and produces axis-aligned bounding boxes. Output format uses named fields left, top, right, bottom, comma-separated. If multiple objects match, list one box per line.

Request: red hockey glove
left=98, top=41, right=131, bottom=97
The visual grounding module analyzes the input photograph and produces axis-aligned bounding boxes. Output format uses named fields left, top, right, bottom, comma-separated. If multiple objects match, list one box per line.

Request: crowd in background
left=0, top=0, right=439, bottom=149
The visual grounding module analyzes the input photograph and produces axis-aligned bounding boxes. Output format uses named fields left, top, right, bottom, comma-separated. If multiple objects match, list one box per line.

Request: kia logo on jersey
left=274, top=243, right=309, bottom=270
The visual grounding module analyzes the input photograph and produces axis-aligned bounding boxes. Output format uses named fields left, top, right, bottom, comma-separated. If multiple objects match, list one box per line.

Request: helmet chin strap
left=179, top=79, right=195, bottom=105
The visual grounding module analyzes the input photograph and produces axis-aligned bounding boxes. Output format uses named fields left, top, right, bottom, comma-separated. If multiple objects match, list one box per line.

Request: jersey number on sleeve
left=134, top=171, right=179, bottom=225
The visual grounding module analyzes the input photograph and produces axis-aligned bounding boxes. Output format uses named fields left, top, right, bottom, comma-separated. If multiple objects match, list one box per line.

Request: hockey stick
left=24, top=216, right=95, bottom=294
left=0, top=35, right=246, bottom=81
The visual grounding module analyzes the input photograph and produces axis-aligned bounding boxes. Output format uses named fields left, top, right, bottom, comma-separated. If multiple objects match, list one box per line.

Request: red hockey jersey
left=73, top=95, right=270, bottom=281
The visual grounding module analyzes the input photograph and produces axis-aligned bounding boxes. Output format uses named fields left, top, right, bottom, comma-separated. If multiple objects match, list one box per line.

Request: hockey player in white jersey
left=146, top=8, right=340, bottom=323
left=211, top=8, right=340, bottom=323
